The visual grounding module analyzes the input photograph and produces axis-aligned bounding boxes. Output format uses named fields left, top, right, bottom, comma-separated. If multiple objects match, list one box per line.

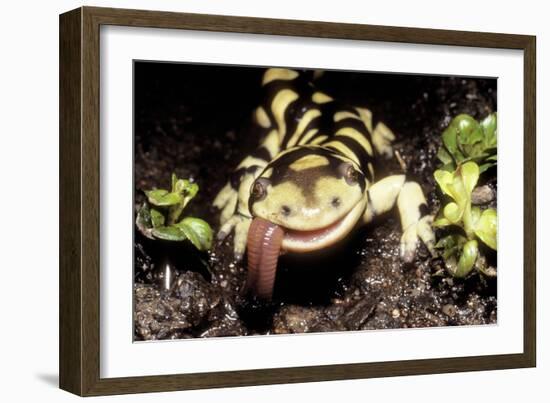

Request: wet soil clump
left=133, top=63, right=497, bottom=340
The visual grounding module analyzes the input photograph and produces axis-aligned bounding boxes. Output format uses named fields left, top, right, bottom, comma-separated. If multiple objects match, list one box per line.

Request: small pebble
left=442, top=304, right=457, bottom=317
left=471, top=185, right=495, bottom=205
left=392, top=309, right=400, bottom=318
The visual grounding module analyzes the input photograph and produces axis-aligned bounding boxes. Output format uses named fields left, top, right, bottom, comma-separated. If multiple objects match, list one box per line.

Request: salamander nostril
left=281, top=205, right=292, bottom=216
left=331, top=197, right=341, bottom=208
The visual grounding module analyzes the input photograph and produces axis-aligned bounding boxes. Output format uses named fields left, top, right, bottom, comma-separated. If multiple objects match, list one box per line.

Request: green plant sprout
left=436, top=113, right=497, bottom=173
left=433, top=162, right=497, bottom=277
left=136, top=173, right=213, bottom=251
left=433, top=112, right=497, bottom=278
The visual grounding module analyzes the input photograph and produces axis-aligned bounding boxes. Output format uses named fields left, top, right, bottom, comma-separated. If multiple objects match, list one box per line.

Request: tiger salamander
left=214, top=68, right=435, bottom=299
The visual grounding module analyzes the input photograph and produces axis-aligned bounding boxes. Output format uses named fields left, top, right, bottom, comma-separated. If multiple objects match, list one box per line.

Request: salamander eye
left=339, top=162, right=360, bottom=185
left=250, top=178, right=269, bottom=201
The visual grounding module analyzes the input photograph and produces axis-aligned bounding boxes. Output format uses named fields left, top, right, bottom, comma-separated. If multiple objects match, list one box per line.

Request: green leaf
left=456, top=115, right=483, bottom=146
left=460, top=161, right=480, bottom=195
left=168, top=183, right=199, bottom=224
left=433, top=216, right=452, bottom=227
left=434, top=170, right=455, bottom=197
left=145, top=189, right=183, bottom=207
left=150, top=208, right=165, bottom=228
left=441, top=124, right=458, bottom=153
left=461, top=112, right=496, bottom=160
left=440, top=163, right=456, bottom=173
left=450, top=172, right=468, bottom=205
left=474, top=208, right=497, bottom=250
left=442, top=123, right=465, bottom=163
left=171, top=173, right=178, bottom=192
left=136, top=203, right=154, bottom=239
left=470, top=206, right=482, bottom=227
left=455, top=240, right=479, bottom=278
left=435, top=168, right=470, bottom=206
left=435, top=167, right=471, bottom=224
left=443, top=202, right=463, bottom=223
left=435, top=234, right=466, bottom=250
left=183, top=182, right=199, bottom=202
left=176, top=217, right=213, bottom=251
left=462, top=141, right=487, bottom=160
left=152, top=225, right=187, bottom=241
left=145, top=189, right=168, bottom=200
left=435, top=234, right=466, bottom=261
left=437, top=113, right=497, bottom=177
left=173, top=178, right=190, bottom=194
left=478, top=162, right=496, bottom=174
left=480, top=113, right=497, bottom=148
left=436, top=147, right=454, bottom=166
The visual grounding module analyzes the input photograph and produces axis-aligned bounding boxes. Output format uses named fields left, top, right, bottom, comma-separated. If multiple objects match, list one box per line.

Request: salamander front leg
left=363, top=175, right=435, bottom=262
left=397, top=182, right=435, bottom=262
left=218, top=214, right=252, bottom=261
left=214, top=162, right=265, bottom=260
left=372, top=122, right=395, bottom=158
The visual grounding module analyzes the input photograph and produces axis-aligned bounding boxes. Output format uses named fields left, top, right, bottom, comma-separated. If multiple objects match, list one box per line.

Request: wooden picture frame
left=59, top=6, right=536, bottom=396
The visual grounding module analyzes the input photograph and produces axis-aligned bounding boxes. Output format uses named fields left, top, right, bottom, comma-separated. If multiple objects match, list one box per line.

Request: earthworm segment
left=246, top=217, right=285, bottom=300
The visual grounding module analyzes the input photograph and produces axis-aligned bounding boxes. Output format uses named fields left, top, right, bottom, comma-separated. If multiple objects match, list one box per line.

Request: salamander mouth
left=245, top=199, right=366, bottom=300
left=281, top=199, right=366, bottom=252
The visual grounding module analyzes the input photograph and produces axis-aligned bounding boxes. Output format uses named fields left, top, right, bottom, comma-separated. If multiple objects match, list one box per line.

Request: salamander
left=214, top=68, right=435, bottom=300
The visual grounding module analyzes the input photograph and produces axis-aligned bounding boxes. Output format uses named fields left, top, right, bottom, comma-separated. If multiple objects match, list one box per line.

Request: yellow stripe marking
left=355, top=107, right=373, bottom=134
left=309, top=135, right=328, bottom=145
left=312, top=92, right=333, bottom=104
left=289, top=155, right=330, bottom=171
left=372, top=122, right=396, bottom=157
left=271, top=89, right=299, bottom=144
left=262, top=68, right=299, bottom=85
left=286, top=109, right=321, bottom=148
left=262, top=129, right=279, bottom=157
left=335, top=126, right=374, bottom=156
left=297, top=128, right=320, bottom=145
left=324, top=140, right=361, bottom=165
left=334, top=111, right=361, bottom=122
left=262, top=168, right=273, bottom=178
left=271, top=145, right=301, bottom=161
left=255, top=107, right=271, bottom=128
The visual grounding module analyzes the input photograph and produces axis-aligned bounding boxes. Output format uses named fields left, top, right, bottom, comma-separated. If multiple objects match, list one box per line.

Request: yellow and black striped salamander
left=214, top=68, right=435, bottom=299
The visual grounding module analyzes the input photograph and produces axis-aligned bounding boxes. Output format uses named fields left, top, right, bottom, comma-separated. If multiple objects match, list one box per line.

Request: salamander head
left=248, top=146, right=368, bottom=252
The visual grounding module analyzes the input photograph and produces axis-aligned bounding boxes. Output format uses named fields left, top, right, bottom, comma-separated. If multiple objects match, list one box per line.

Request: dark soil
left=133, top=62, right=497, bottom=341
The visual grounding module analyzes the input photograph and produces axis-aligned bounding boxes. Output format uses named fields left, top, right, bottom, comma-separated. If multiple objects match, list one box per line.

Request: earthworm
left=246, top=217, right=285, bottom=300
left=245, top=217, right=265, bottom=292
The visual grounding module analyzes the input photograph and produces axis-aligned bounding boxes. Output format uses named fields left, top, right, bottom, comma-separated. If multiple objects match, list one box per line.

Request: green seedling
left=433, top=111, right=498, bottom=278
left=136, top=173, right=213, bottom=251
left=437, top=113, right=497, bottom=173
left=433, top=161, right=497, bottom=277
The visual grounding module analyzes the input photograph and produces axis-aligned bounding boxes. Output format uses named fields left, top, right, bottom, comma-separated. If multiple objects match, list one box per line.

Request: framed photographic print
left=59, top=6, right=536, bottom=396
